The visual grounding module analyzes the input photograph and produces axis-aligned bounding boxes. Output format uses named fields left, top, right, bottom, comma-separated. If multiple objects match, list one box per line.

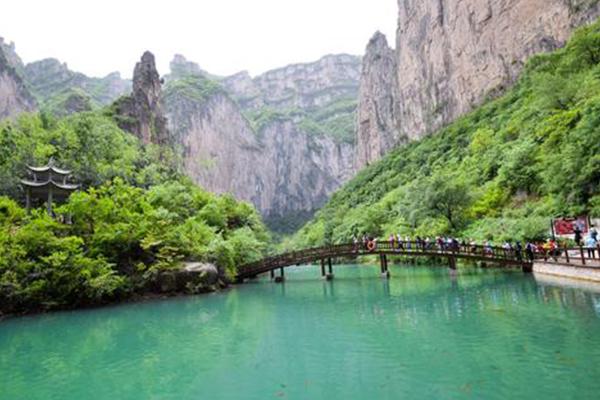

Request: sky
left=0, top=0, right=397, bottom=79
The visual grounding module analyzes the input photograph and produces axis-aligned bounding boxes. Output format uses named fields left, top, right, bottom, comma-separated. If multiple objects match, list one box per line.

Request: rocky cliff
left=0, top=38, right=36, bottom=119
left=222, top=54, right=361, bottom=111
left=356, top=0, right=600, bottom=166
left=165, top=55, right=357, bottom=231
left=114, top=52, right=169, bottom=145
left=355, top=32, right=400, bottom=169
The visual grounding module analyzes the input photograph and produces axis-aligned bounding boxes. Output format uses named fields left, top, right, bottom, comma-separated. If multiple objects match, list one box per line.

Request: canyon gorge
left=2, top=0, right=600, bottom=231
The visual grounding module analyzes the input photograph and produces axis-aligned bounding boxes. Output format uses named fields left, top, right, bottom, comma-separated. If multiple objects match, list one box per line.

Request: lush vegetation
left=0, top=112, right=178, bottom=198
left=287, top=21, right=600, bottom=249
left=0, top=112, right=270, bottom=316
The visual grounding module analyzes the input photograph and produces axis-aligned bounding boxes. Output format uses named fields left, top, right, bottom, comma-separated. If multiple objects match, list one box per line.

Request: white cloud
left=0, top=0, right=397, bottom=78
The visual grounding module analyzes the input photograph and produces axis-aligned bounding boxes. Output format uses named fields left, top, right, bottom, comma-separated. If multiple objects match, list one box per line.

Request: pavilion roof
left=20, top=179, right=79, bottom=191
left=26, top=157, right=72, bottom=176
left=26, top=164, right=72, bottom=175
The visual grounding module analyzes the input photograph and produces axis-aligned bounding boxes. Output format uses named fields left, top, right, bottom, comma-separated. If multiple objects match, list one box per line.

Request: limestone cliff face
left=166, top=91, right=263, bottom=203
left=114, top=52, right=169, bottom=145
left=221, top=54, right=361, bottom=110
left=357, top=0, right=600, bottom=165
left=165, top=55, right=357, bottom=230
left=396, top=0, right=600, bottom=138
left=0, top=38, right=36, bottom=119
left=355, top=32, right=400, bottom=169
left=255, top=119, right=354, bottom=226
left=166, top=91, right=353, bottom=219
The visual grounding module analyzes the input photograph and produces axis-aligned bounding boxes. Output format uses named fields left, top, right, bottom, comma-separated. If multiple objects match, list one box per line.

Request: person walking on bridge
left=574, top=225, right=583, bottom=247
left=515, top=241, right=523, bottom=262
left=416, top=236, right=423, bottom=250
left=396, top=233, right=404, bottom=251
left=586, top=235, right=597, bottom=259
left=525, top=242, right=535, bottom=262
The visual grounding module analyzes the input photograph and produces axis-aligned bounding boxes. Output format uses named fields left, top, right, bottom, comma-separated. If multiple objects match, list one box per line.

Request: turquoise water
left=2, top=264, right=600, bottom=399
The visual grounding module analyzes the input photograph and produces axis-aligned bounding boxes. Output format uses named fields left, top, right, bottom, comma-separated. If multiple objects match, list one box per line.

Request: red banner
left=553, top=217, right=589, bottom=235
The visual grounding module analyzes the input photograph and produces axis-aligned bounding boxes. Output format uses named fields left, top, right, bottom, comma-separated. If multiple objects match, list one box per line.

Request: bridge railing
left=533, top=245, right=600, bottom=267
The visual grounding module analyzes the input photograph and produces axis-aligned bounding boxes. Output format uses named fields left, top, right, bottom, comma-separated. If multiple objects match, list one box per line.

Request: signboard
left=553, top=217, right=589, bottom=235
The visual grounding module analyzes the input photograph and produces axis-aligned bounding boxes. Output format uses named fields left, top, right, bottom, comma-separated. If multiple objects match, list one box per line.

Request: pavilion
left=20, top=158, right=79, bottom=215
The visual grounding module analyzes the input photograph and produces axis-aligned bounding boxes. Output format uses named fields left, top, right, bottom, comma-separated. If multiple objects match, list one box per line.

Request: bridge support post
left=326, top=258, right=334, bottom=280
left=380, top=254, right=390, bottom=279
left=522, top=263, right=533, bottom=273
left=448, top=256, right=457, bottom=270
left=274, top=268, right=285, bottom=283
left=270, top=269, right=275, bottom=280
left=320, top=259, right=326, bottom=277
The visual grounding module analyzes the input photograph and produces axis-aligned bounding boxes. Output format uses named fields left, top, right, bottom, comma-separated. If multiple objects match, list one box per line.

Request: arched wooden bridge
left=236, top=241, right=533, bottom=283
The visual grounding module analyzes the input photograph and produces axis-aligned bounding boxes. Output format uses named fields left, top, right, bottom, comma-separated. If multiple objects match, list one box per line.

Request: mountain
left=164, top=54, right=360, bottom=232
left=0, top=40, right=360, bottom=232
left=356, top=0, right=600, bottom=167
left=0, top=38, right=35, bottom=119
left=23, top=58, right=130, bottom=116
left=0, top=37, right=130, bottom=118
left=291, top=18, right=600, bottom=248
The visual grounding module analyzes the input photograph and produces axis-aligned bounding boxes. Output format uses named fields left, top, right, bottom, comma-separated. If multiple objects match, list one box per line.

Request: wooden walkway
left=236, top=241, right=534, bottom=282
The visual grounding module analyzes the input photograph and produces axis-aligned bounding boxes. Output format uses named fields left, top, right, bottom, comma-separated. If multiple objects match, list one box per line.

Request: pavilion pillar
left=47, top=186, right=53, bottom=216
left=25, top=188, right=31, bottom=212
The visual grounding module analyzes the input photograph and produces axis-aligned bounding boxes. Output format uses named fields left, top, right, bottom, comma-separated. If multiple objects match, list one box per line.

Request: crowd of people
left=352, top=226, right=600, bottom=263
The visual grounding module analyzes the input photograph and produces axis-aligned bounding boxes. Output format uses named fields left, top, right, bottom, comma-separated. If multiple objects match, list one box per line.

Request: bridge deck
left=236, top=241, right=534, bottom=282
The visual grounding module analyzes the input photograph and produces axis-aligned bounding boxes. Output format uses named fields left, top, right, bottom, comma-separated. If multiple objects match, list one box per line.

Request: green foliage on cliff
left=22, top=60, right=131, bottom=116
left=0, top=111, right=270, bottom=315
left=243, top=98, right=357, bottom=144
left=163, top=75, right=224, bottom=104
left=40, top=88, right=93, bottom=117
left=243, top=107, right=304, bottom=133
left=288, top=20, right=600, bottom=248
left=299, top=98, right=357, bottom=144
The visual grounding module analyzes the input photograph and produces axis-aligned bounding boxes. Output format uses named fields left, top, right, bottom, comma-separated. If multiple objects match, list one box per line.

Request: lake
left=2, top=264, right=600, bottom=399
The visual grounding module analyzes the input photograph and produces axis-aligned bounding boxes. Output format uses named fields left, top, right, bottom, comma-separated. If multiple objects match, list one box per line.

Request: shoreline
left=0, top=284, right=231, bottom=323
left=533, top=261, right=600, bottom=284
